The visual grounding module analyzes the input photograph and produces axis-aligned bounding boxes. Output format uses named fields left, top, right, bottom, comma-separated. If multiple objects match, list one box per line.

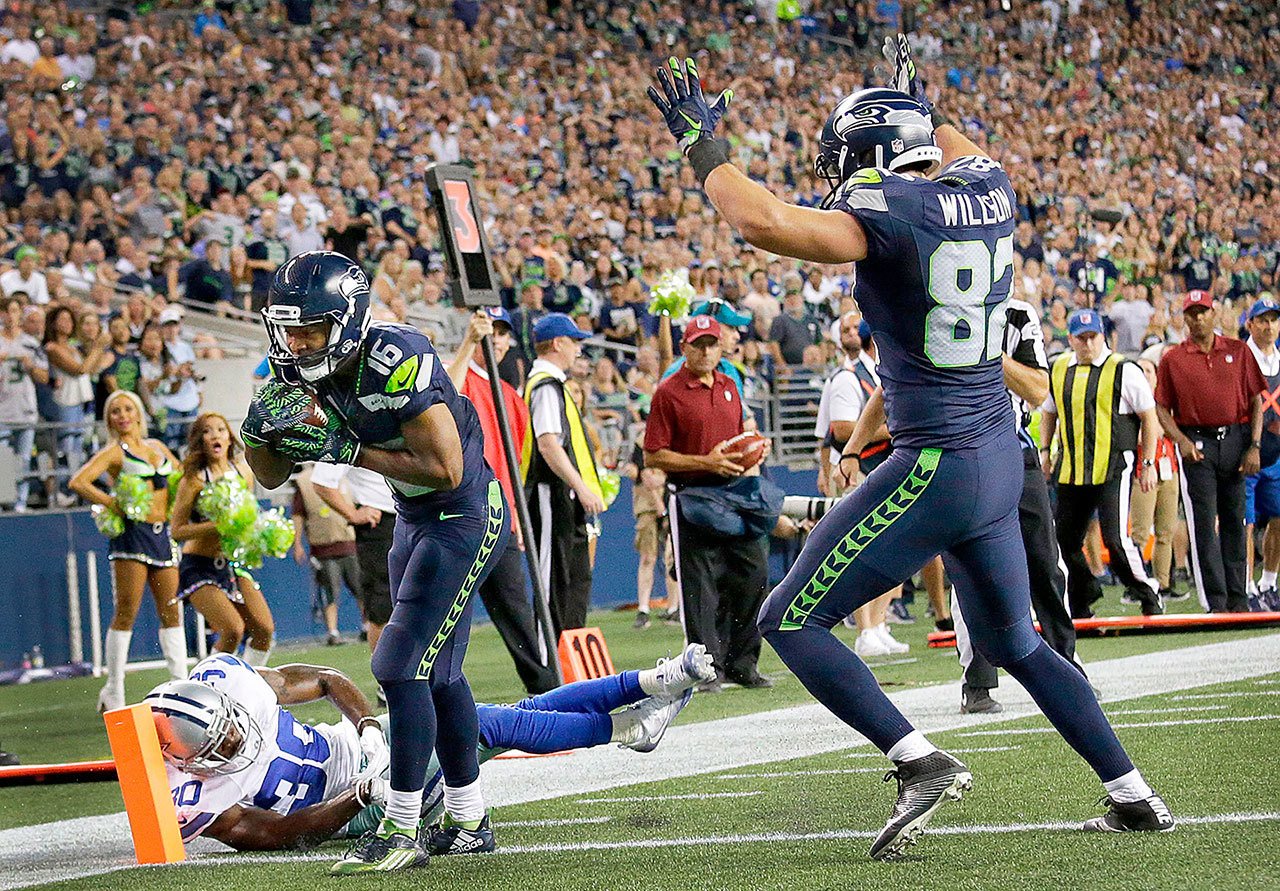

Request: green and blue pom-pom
left=114, top=474, right=154, bottom=522
left=92, top=504, right=125, bottom=539
left=647, top=269, right=695, bottom=320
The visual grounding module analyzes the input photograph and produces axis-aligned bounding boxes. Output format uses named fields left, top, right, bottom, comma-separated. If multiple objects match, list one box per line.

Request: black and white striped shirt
left=1004, top=298, right=1049, bottom=450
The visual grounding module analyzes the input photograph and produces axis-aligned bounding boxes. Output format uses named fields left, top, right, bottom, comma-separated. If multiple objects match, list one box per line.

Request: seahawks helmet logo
left=833, top=102, right=930, bottom=135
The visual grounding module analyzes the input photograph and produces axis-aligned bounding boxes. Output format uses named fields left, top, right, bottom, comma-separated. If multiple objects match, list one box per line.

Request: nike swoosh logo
left=439, top=512, right=464, bottom=521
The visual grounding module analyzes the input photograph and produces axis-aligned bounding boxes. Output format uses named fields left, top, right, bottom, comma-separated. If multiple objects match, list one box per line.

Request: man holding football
left=241, top=250, right=506, bottom=873
left=647, top=37, right=1173, bottom=859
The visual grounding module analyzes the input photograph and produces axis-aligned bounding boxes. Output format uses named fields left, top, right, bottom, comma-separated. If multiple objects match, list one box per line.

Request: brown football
left=723, top=431, right=768, bottom=470
left=302, top=397, right=329, bottom=428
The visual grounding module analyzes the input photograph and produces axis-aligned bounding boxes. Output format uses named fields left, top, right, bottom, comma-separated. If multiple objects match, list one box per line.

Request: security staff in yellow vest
left=1041, top=310, right=1163, bottom=618
left=522, top=313, right=606, bottom=636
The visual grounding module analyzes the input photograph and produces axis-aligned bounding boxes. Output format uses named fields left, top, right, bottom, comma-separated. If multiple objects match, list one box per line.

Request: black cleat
left=330, top=822, right=429, bottom=874
left=1082, top=794, right=1175, bottom=833
left=425, top=813, right=496, bottom=855
left=869, top=750, right=972, bottom=860
left=960, top=685, right=1003, bottom=714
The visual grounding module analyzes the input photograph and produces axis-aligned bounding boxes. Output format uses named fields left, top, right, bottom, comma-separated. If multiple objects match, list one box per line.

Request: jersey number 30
left=924, top=235, right=1013, bottom=368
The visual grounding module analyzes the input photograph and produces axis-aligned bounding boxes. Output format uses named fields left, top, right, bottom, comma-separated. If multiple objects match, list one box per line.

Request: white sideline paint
left=959, top=715, right=1280, bottom=737
left=162, top=810, right=1280, bottom=868
left=3, top=633, right=1279, bottom=890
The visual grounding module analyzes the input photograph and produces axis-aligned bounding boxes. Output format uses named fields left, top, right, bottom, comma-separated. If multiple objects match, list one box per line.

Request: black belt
left=1183, top=424, right=1241, bottom=441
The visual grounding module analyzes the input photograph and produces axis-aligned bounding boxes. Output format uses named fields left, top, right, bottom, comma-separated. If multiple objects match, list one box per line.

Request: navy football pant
left=759, top=437, right=1134, bottom=782
left=477, top=669, right=646, bottom=753
left=372, top=479, right=510, bottom=793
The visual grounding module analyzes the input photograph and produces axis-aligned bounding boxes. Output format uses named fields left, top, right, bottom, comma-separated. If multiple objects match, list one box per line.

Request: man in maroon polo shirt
left=1155, top=290, right=1265, bottom=612
left=644, top=316, right=772, bottom=691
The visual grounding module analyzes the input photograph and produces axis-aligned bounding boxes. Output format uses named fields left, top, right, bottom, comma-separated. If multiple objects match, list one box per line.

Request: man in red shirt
left=1155, top=291, right=1266, bottom=612
left=645, top=316, right=772, bottom=690
left=448, top=308, right=559, bottom=693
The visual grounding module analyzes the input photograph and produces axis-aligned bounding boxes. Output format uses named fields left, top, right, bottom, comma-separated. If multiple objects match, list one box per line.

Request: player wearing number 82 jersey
left=647, top=44, right=1170, bottom=861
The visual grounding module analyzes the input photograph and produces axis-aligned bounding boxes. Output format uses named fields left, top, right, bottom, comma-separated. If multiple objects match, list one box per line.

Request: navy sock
left=383, top=678, right=436, bottom=792
left=433, top=677, right=482, bottom=787
left=511, top=670, right=644, bottom=714
left=1003, top=641, right=1134, bottom=781
left=478, top=703, right=613, bottom=753
left=763, top=624, right=914, bottom=753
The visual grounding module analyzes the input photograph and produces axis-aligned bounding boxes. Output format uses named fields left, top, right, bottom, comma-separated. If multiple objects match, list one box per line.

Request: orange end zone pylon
left=927, top=611, right=1280, bottom=647
left=558, top=627, right=616, bottom=683
left=103, top=704, right=185, bottom=864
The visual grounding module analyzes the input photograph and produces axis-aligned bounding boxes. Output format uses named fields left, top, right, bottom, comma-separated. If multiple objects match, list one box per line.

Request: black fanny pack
left=675, top=475, right=785, bottom=540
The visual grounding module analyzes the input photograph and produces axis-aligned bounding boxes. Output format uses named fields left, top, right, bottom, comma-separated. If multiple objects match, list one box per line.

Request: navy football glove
left=241, top=381, right=313, bottom=450
left=882, top=33, right=934, bottom=114
left=647, top=57, right=733, bottom=154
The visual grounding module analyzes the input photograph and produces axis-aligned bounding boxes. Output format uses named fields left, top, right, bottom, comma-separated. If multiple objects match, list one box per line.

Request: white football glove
left=354, top=775, right=388, bottom=809
left=355, top=723, right=390, bottom=784
left=881, top=33, right=933, bottom=114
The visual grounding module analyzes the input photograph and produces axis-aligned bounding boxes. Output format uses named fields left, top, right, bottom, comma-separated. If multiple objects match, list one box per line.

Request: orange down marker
left=103, top=704, right=186, bottom=864
left=558, top=627, right=616, bottom=683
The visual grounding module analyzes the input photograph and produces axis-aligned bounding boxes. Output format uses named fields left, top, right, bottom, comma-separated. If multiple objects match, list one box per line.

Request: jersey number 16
left=924, top=235, right=1014, bottom=369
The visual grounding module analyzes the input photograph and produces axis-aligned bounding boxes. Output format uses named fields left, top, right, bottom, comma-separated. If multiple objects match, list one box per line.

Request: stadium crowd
left=0, top=0, right=1277, bottom=615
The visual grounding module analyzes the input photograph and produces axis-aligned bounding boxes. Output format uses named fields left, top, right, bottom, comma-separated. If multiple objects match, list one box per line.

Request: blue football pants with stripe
left=758, top=434, right=1135, bottom=782
left=373, top=479, right=510, bottom=794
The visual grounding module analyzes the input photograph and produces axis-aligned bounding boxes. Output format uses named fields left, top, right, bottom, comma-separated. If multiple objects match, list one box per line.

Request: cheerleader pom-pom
left=256, top=509, right=296, bottom=558
left=647, top=269, right=695, bottom=320
left=199, top=475, right=259, bottom=540
left=92, top=504, right=125, bottom=539
left=114, top=474, right=154, bottom=522
left=598, top=469, right=621, bottom=509
left=166, top=470, right=183, bottom=508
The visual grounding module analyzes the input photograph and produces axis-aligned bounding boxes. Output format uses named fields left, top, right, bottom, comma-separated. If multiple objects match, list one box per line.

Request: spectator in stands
left=0, top=295, right=46, bottom=511
left=1155, top=291, right=1265, bottom=613
left=1, top=246, right=48, bottom=305
left=246, top=209, right=288, bottom=313
left=43, top=304, right=106, bottom=499
left=155, top=307, right=203, bottom=449
left=282, top=201, right=324, bottom=259
left=769, top=273, right=821, bottom=365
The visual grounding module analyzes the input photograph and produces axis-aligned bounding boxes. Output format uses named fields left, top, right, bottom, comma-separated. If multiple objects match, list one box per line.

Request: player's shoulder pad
left=932, top=155, right=1008, bottom=190
left=826, top=167, right=918, bottom=215
left=363, top=321, right=439, bottom=397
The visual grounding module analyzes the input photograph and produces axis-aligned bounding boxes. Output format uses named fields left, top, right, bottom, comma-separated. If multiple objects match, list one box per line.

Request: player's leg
left=148, top=566, right=186, bottom=680
left=946, top=489, right=1173, bottom=831
left=759, top=446, right=976, bottom=860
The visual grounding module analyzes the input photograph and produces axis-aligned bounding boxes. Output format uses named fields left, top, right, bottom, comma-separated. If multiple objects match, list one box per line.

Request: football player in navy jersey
left=241, top=251, right=509, bottom=873
left=648, top=36, right=1173, bottom=859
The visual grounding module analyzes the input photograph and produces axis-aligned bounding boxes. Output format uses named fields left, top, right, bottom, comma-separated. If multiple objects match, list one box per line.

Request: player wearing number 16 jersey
left=647, top=34, right=1172, bottom=862
left=241, top=251, right=508, bottom=873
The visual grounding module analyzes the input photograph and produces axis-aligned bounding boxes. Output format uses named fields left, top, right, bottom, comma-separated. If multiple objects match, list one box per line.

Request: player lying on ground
left=146, top=646, right=714, bottom=853
left=647, top=34, right=1173, bottom=861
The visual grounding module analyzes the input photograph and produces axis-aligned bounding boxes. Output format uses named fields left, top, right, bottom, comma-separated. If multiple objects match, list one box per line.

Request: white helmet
left=145, top=680, right=264, bottom=776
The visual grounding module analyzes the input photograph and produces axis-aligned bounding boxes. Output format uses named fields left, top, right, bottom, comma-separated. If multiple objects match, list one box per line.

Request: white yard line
left=578, top=791, right=764, bottom=804
left=959, top=715, right=1280, bottom=737
left=502, top=816, right=612, bottom=828
left=1171, top=690, right=1280, bottom=700
left=4, top=633, right=1279, bottom=890
left=713, top=767, right=884, bottom=779
left=1106, top=705, right=1232, bottom=715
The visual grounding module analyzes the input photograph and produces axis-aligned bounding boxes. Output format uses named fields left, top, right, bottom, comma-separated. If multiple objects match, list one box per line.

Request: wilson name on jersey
left=311, top=321, right=489, bottom=504
left=168, top=655, right=360, bottom=843
left=828, top=157, right=1018, bottom=450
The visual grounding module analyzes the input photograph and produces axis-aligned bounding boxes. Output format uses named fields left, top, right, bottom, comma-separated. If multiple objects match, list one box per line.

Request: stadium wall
left=0, top=469, right=818, bottom=668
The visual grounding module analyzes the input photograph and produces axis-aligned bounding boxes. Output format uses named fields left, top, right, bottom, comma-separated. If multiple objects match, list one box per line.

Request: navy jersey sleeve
left=827, top=169, right=926, bottom=262
left=362, top=323, right=452, bottom=426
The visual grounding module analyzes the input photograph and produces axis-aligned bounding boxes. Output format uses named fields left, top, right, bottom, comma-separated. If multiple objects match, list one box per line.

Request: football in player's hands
left=722, top=431, right=769, bottom=471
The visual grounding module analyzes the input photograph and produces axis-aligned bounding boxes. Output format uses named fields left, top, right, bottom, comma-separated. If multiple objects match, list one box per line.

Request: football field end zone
left=1, top=633, right=1278, bottom=891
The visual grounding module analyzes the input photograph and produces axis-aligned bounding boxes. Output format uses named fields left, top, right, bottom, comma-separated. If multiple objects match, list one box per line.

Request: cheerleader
left=69, top=389, right=185, bottom=713
left=170, top=412, right=275, bottom=664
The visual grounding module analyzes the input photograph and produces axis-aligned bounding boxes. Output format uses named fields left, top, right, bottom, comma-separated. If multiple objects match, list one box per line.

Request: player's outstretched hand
left=355, top=723, right=390, bottom=787
left=881, top=33, right=933, bottom=113
left=647, top=56, right=733, bottom=154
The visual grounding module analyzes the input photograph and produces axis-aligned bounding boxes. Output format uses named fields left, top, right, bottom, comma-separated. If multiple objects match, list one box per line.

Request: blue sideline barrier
left=0, top=467, right=818, bottom=668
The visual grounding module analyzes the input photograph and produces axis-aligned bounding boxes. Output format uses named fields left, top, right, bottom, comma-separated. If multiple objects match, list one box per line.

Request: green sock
left=378, top=816, right=416, bottom=838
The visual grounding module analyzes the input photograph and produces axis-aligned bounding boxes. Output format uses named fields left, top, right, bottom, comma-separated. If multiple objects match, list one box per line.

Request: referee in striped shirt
left=953, top=299, right=1081, bottom=714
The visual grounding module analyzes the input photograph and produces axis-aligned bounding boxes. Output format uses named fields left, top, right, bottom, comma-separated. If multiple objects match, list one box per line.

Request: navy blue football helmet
left=263, top=251, right=371, bottom=385
left=813, top=88, right=942, bottom=200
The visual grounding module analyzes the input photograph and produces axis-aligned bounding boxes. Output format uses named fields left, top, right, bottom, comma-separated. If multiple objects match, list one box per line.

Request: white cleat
left=618, top=689, right=694, bottom=753
left=650, top=644, right=717, bottom=699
